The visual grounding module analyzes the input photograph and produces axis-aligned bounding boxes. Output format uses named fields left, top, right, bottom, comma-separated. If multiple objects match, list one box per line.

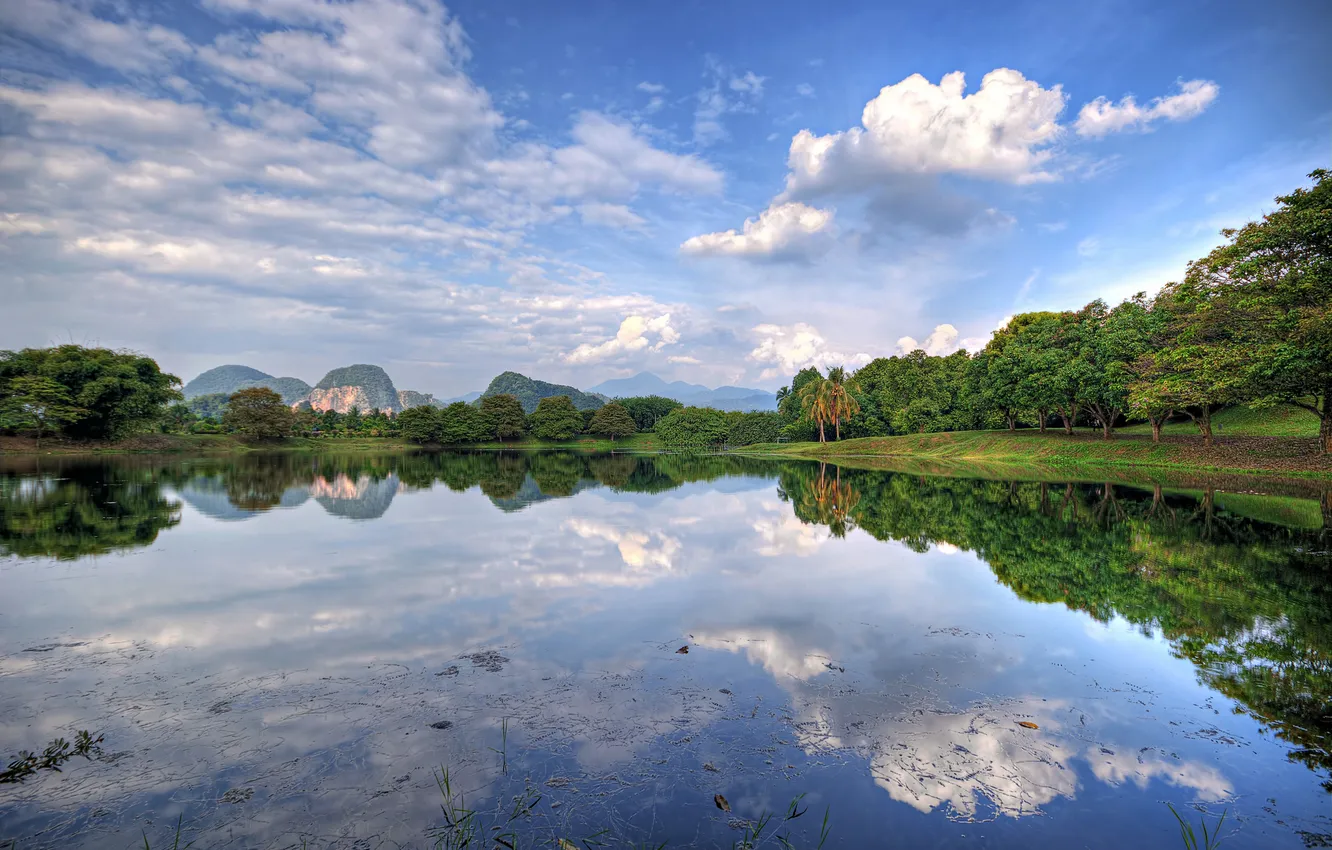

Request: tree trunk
left=1038, top=408, right=1047, bottom=433
left=1151, top=419, right=1162, bottom=443
left=818, top=420, right=826, bottom=443
left=1060, top=403, right=1078, bottom=436
left=1321, top=400, right=1332, bottom=455
left=835, top=417, right=840, bottom=441
left=1006, top=411, right=1017, bottom=432
left=1197, top=406, right=1213, bottom=447
left=1102, top=419, right=1112, bottom=440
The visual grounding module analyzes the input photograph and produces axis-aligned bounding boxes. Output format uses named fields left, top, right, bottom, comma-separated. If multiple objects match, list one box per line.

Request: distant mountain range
left=183, top=366, right=775, bottom=416
left=182, top=364, right=435, bottom=413
left=589, top=372, right=776, bottom=411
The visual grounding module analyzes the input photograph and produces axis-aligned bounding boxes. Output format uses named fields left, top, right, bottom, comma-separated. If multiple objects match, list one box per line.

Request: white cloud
left=795, top=83, right=815, bottom=98
left=1037, top=221, right=1068, bottom=233
left=666, top=355, right=700, bottom=365
left=680, top=202, right=833, bottom=259
left=1075, top=79, right=1219, bottom=137
left=896, top=322, right=992, bottom=355
left=748, top=322, right=870, bottom=380
left=1077, top=237, right=1100, bottom=257
left=782, top=69, right=1068, bottom=196
left=693, top=57, right=766, bottom=146
left=636, top=81, right=666, bottom=94
left=578, top=202, right=647, bottom=230
left=0, top=0, right=192, bottom=72
left=564, top=314, right=680, bottom=364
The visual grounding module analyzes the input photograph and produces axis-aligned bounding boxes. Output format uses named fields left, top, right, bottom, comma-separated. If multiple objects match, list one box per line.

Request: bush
left=588, top=402, right=637, bottom=440
left=617, top=396, right=683, bottom=432
left=655, top=406, right=730, bottom=448
left=397, top=406, right=440, bottom=444
left=727, top=411, right=783, bottom=446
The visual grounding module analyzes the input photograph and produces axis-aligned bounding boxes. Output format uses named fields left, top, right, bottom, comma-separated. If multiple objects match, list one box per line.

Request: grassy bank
left=0, top=431, right=660, bottom=456
left=741, top=429, right=1332, bottom=479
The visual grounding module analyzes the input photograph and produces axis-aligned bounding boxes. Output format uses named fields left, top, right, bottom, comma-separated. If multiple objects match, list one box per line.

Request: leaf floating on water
left=1017, top=721, right=1039, bottom=730
left=703, top=762, right=719, bottom=772
left=714, top=794, right=731, bottom=812
left=558, top=840, right=578, bottom=850
left=676, top=645, right=689, bottom=654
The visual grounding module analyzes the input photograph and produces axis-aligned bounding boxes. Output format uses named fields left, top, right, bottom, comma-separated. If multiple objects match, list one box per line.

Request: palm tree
left=826, top=367, right=861, bottom=441
left=798, top=378, right=832, bottom=442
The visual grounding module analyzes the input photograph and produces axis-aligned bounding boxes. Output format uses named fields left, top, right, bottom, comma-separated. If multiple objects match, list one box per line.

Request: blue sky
left=1, top=0, right=1327, bottom=395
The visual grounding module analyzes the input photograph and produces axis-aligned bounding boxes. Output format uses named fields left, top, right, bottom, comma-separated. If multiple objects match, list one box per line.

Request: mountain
left=183, top=365, right=312, bottom=405
left=441, top=390, right=483, bottom=405
left=589, top=371, right=776, bottom=411
left=481, top=371, right=607, bottom=413
left=304, top=364, right=401, bottom=413
left=397, top=390, right=437, bottom=409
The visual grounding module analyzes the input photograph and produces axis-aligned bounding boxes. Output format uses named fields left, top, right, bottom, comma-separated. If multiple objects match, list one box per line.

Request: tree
left=528, top=395, right=585, bottom=441
left=798, top=372, right=833, bottom=442
left=0, top=345, right=181, bottom=440
left=438, top=402, right=490, bottom=444
left=344, top=405, right=363, bottom=433
left=1192, top=169, right=1332, bottom=451
left=222, top=387, right=295, bottom=438
left=1080, top=298, right=1153, bottom=440
left=588, top=402, right=637, bottom=440
left=727, top=411, right=782, bottom=445
left=616, top=395, right=682, bottom=431
left=397, top=406, right=440, bottom=444
left=480, top=393, right=526, bottom=440
left=655, top=406, right=730, bottom=447
left=0, top=376, right=87, bottom=447
left=825, top=367, right=861, bottom=440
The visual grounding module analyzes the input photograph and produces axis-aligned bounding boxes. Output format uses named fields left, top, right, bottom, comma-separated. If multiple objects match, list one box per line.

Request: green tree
left=438, top=402, right=490, bottom=444
left=0, top=376, right=87, bottom=448
left=588, top=402, right=638, bottom=440
left=188, top=393, right=230, bottom=422
left=655, top=406, right=730, bottom=447
left=616, top=395, right=683, bottom=431
left=528, top=395, right=585, bottom=441
left=480, top=393, right=526, bottom=440
left=1080, top=297, right=1153, bottom=440
left=222, top=387, right=295, bottom=438
left=344, top=405, right=363, bottom=433
left=0, top=345, right=181, bottom=440
left=727, top=411, right=782, bottom=445
left=1191, top=170, right=1332, bottom=451
left=397, top=405, right=440, bottom=444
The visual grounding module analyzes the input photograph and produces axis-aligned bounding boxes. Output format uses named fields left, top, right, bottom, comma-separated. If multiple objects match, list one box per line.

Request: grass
left=1119, top=402, right=1319, bottom=438
left=739, top=428, right=1332, bottom=479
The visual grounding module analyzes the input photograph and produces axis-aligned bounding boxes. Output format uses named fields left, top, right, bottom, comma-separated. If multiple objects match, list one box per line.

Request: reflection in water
left=1, top=452, right=1331, bottom=847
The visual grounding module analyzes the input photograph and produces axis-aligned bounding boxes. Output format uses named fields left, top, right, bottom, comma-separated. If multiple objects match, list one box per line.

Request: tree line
left=770, top=170, right=1332, bottom=450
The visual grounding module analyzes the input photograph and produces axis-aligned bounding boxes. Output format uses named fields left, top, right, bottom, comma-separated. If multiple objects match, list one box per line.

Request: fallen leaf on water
left=676, top=646, right=689, bottom=654
left=714, top=794, right=730, bottom=812
left=558, top=840, right=578, bottom=850
left=1017, top=721, right=1039, bottom=730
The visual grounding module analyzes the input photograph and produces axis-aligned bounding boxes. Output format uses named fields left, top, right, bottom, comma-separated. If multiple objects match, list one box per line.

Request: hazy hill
left=397, top=390, right=438, bottom=409
left=481, top=371, right=607, bottom=413
left=183, top=365, right=312, bottom=405
left=589, top=371, right=776, bottom=411
left=306, top=364, right=401, bottom=413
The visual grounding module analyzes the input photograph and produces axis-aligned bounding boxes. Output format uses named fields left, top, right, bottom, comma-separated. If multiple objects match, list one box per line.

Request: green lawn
left=1118, top=402, right=1319, bottom=438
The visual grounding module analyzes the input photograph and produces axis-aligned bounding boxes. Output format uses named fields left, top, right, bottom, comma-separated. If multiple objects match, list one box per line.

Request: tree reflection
left=777, top=465, right=1332, bottom=793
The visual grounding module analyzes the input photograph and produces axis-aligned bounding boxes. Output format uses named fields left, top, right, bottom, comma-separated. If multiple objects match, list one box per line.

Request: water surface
left=1, top=451, right=1330, bottom=848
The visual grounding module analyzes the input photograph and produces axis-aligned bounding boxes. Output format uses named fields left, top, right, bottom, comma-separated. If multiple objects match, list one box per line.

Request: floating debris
left=703, top=762, right=719, bottom=772
left=435, top=665, right=459, bottom=677
left=676, top=646, right=689, bottom=654
left=1017, top=721, right=1039, bottom=730
left=429, top=720, right=454, bottom=730
left=220, top=787, right=253, bottom=805
left=714, top=794, right=731, bottom=812
left=462, top=650, right=509, bottom=672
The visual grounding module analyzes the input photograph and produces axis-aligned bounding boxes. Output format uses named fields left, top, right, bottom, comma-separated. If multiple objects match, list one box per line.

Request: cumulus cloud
left=895, top=323, right=988, bottom=356
left=636, top=81, right=666, bottom=94
left=748, top=323, right=870, bottom=380
left=680, top=202, right=833, bottom=260
left=1075, top=79, right=1219, bottom=138
left=564, top=314, right=680, bottom=364
left=782, top=69, right=1068, bottom=195
left=795, top=83, right=815, bottom=98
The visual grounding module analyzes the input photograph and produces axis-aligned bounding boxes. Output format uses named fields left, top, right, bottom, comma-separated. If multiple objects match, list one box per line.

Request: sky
left=0, top=0, right=1328, bottom=396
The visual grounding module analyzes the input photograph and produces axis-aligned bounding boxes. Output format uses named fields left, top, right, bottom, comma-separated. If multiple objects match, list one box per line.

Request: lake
left=1, top=451, right=1330, bottom=849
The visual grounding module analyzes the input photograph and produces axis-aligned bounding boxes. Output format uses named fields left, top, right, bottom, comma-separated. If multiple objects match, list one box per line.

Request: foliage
left=588, top=402, right=638, bottom=439
left=397, top=405, right=441, bottom=444
left=314, top=364, right=401, bottom=412
left=0, top=375, right=88, bottom=445
left=0, top=345, right=181, bottom=440
left=222, top=387, right=296, bottom=438
left=1, top=730, right=103, bottom=784
left=479, top=394, right=527, bottom=440
left=616, top=395, right=683, bottom=431
left=655, top=406, right=731, bottom=447
left=187, top=392, right=231, bottom=421
left=528, top=395, right=585, bottom=440
left=439, top=402, right=491, bottom=444
left=727, top=411, right=783, bottom=445
left=482, top=371, right=605, bottom=413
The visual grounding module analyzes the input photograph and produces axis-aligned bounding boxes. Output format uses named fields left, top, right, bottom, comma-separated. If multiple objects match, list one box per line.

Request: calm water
left=1, top=451, right=1330, bottom=849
